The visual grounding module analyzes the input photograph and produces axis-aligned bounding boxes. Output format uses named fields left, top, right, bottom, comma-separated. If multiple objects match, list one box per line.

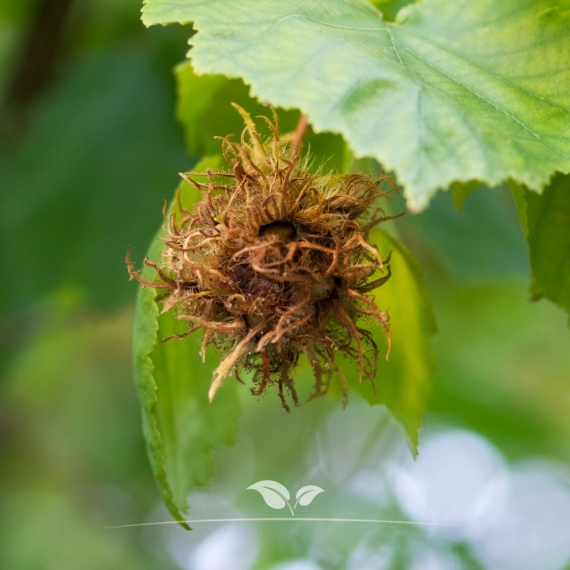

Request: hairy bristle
left=128, top=106, right=402, bottom=410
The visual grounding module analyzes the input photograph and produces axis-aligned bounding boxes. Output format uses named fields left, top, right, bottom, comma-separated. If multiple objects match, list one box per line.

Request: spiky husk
left=128, top=106, right=401, bottom=411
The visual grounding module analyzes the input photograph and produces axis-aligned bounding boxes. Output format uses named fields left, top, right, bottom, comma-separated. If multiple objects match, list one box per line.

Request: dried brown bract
left=128, top=105, right=402, bottom=411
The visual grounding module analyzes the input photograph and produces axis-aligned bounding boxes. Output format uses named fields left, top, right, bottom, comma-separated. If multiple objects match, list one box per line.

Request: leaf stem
left=292, top=114, right=309, bottom=150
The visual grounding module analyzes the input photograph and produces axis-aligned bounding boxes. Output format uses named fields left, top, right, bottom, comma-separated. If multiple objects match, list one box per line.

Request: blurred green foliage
left=0, top=0, right=192, bottom=567
left=0, top=0, right=192, bottom=317
left=0, top=304, right=179, bottom=569
left=1, top=51, right=190, bottom=313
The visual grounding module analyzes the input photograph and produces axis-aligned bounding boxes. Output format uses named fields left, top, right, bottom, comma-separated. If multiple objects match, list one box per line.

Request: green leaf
left=450, top=180, right=482, bottom=210
left=132, top=157, right=241, bottom=528
left=344, top=229, right=437, bottom=452
left=175, top=62, right=353, bottom=173
left=523, top=173, right=570, bottom=321
left=368, top=0, right=415, bottom=22
left=142, top=0, right=570, bottom=211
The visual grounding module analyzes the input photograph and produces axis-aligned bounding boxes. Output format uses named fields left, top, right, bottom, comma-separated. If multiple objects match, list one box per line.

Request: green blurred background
left=1, top=1, right=570, bottom=569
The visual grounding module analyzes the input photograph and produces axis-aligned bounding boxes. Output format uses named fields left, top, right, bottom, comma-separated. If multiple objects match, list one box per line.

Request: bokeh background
left=1, top=1, right=570, bottom=569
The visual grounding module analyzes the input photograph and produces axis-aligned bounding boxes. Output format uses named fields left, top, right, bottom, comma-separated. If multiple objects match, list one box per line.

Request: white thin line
left=103, top=517, right=467, bottom=530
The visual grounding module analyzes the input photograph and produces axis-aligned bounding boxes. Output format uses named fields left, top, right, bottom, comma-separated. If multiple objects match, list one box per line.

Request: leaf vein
left=392, top=36, right=569, bottom=160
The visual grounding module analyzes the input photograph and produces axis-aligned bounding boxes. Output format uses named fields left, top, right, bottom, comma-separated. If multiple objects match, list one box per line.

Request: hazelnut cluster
left=129, top=106, right=400, bottom=410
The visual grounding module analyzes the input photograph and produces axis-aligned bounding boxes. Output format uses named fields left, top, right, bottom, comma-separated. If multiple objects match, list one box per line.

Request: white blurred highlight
left=268, top=560, right=324, bottom=570
left=389, top=429, right=509, bottom=540
left=187, top=523, right=257, bottom=570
